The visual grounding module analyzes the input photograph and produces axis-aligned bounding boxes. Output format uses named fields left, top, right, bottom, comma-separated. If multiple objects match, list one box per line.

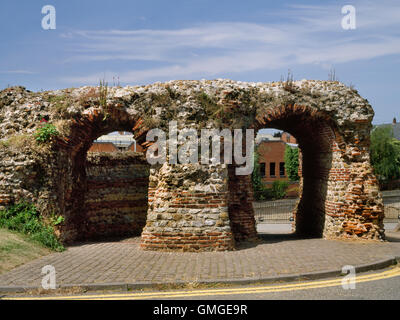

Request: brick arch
left=226, top=104, right=341, bottom=241
left=257, top=104, right=339, bottom=238
left=227, top=100, right=384, bottom=243
left=54, top=108, right=151, bottom=242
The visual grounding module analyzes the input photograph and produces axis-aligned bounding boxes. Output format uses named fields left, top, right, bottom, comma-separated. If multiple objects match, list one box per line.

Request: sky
left=0, top=0, right=399, bottom=125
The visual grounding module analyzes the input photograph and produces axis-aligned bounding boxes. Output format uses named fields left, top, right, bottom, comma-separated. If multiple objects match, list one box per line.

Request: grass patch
left=0, top=228, right=51, bottom=274
left=0, top=134, right=32, bottom=150
left=47, top=94, right=71, bottom=116
left=0, top=202, right=64, bottom=252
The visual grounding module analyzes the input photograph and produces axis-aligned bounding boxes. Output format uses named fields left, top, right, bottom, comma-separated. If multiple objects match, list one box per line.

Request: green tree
left=251, top=147, right=272, bottom=201
left=251, top=148, right=265, bottom=200
left=370, top=126, right=400, bottom=181
left=393, top=140, right=400, bottom=165
left=284, top=145, right=299, bottom=181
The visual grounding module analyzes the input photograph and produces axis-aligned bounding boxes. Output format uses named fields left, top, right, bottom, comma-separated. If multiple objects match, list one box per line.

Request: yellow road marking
left=4, top=266, right=400, bottom=300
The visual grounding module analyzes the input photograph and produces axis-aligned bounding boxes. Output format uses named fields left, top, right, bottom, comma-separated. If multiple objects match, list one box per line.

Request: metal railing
left=253, top=199, right=297, bottom=223
left=253, top=192, right=400, bottom=224
left=385, top=205, right=400, bottom=220
left=382, top=190, right=400, bottom=220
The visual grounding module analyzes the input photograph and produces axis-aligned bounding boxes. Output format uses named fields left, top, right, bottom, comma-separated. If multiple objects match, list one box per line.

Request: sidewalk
left=1, top=232, right=400, bottom=293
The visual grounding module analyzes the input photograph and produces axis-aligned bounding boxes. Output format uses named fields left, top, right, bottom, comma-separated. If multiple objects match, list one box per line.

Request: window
left=279, top=162, right=285, bottom=177
left=259, top=163, right=266, bottom=177
left=270, top=162, right=276, bottom=177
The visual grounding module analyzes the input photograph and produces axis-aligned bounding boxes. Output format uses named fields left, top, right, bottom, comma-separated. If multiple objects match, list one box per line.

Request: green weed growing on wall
left=34, top=120, right=59, bottom=143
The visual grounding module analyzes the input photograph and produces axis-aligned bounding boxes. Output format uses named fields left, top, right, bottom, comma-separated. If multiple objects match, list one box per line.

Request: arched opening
left=54, top=109, right=151, bottom=243
left=82, top=131, right=149, bottom=241
left=258, top=105, right=338, bottom=238
left=252, top=128, right=300, bottom=236
left=227, top=104, right=340, bottom=242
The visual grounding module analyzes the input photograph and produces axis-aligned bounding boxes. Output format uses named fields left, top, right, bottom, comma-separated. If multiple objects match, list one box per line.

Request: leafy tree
left=284, top=145, right=299, bottom=181
left=273, top=131, right=282, bottom=138
left=251, top=147, right=272, bottom=201
left=252, top=148, right=266, bottom=200
left=370, top=126, right=400, bottom=181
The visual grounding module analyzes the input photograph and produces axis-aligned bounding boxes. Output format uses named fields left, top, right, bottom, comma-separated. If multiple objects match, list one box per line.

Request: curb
left=0, top=256, right=399, bottom=295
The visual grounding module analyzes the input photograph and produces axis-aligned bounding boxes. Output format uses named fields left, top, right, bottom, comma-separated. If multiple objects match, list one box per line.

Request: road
left=3, top=265, right=400, bottom=300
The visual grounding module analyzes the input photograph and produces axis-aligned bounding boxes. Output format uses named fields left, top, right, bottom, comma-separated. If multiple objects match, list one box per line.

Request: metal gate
left=253, top=199, right=297, bottom=223
left=254, top=191, right=400, bottom=224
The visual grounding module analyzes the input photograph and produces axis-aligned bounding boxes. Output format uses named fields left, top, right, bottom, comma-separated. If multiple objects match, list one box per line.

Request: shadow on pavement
left=386, top=232, right=400, bottom=242
left=235, top=232, right=311, bottom=250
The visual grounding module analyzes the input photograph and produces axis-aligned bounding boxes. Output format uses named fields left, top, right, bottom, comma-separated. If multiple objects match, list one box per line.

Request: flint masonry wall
left=83, top=151, right=149, bottom=240
left=0, top=79, right=386, bottom=252
left=141, top=163, right=235, bottom=251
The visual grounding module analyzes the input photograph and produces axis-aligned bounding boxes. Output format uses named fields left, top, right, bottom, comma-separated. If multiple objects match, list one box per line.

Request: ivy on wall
left=284, top=144, right=299, bottom=181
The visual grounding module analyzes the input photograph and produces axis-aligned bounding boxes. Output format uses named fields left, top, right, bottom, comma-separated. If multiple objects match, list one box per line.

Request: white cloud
left=0, top=70, right=36, bottom=75
left=60, top=1, right=400, bottom=85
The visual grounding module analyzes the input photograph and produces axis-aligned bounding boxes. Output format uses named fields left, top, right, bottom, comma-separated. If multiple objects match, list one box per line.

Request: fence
left=382, top=190, right=400, bottom=220
left=253, top=199, right=296, bottom=223
left=254, top=190, right=400, bottom=224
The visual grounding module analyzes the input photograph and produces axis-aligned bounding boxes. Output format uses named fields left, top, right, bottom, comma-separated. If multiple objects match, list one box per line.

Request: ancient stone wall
left=0, top=79, right=386, bottom=252
left=141, top=162, right=235, bottom=251
left=83, top=151, right=149, bottom=240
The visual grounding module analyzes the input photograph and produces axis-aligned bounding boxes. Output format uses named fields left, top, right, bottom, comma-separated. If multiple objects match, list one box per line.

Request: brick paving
left=1, top=234, right=400, bottom=288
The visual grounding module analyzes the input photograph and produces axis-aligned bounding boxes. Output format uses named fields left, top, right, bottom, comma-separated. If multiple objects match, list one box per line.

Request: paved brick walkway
left=1, top=234, right=400, bottom=289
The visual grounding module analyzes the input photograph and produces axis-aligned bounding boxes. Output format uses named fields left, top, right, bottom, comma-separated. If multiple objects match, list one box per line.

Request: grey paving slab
left=0, top=234, right=399, bottom=290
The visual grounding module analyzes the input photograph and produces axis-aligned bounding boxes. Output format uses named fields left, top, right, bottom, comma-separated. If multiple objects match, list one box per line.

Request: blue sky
left=1, top=0, right=400, bottom=124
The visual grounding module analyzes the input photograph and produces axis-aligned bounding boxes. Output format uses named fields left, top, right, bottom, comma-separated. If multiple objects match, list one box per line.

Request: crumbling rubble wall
left=0, top=79, right=385, bottom=251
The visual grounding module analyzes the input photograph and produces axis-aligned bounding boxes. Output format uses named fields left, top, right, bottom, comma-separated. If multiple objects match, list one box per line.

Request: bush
left=253, top=188, right=273, bottom=201
left=271, top=180, right=289, bottom=199
left=34, top=122, right=59, bottom=143
left=0, top=202, right=64, bottom=251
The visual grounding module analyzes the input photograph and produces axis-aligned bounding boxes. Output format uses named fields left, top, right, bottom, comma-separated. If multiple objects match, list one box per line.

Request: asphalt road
left=173, top=269, right=400, bottom=300
left=3, top=265, right=400, bottom=300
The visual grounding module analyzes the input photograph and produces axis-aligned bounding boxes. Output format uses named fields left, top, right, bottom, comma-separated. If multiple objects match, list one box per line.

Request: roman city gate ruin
left=0, top=79, right=385, bottom=251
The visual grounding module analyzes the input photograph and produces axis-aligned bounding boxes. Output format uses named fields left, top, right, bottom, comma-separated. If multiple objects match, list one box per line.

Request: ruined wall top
left=0, top=79, right=374, bottom=148
left=0, top=80, right=383, bottom=245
